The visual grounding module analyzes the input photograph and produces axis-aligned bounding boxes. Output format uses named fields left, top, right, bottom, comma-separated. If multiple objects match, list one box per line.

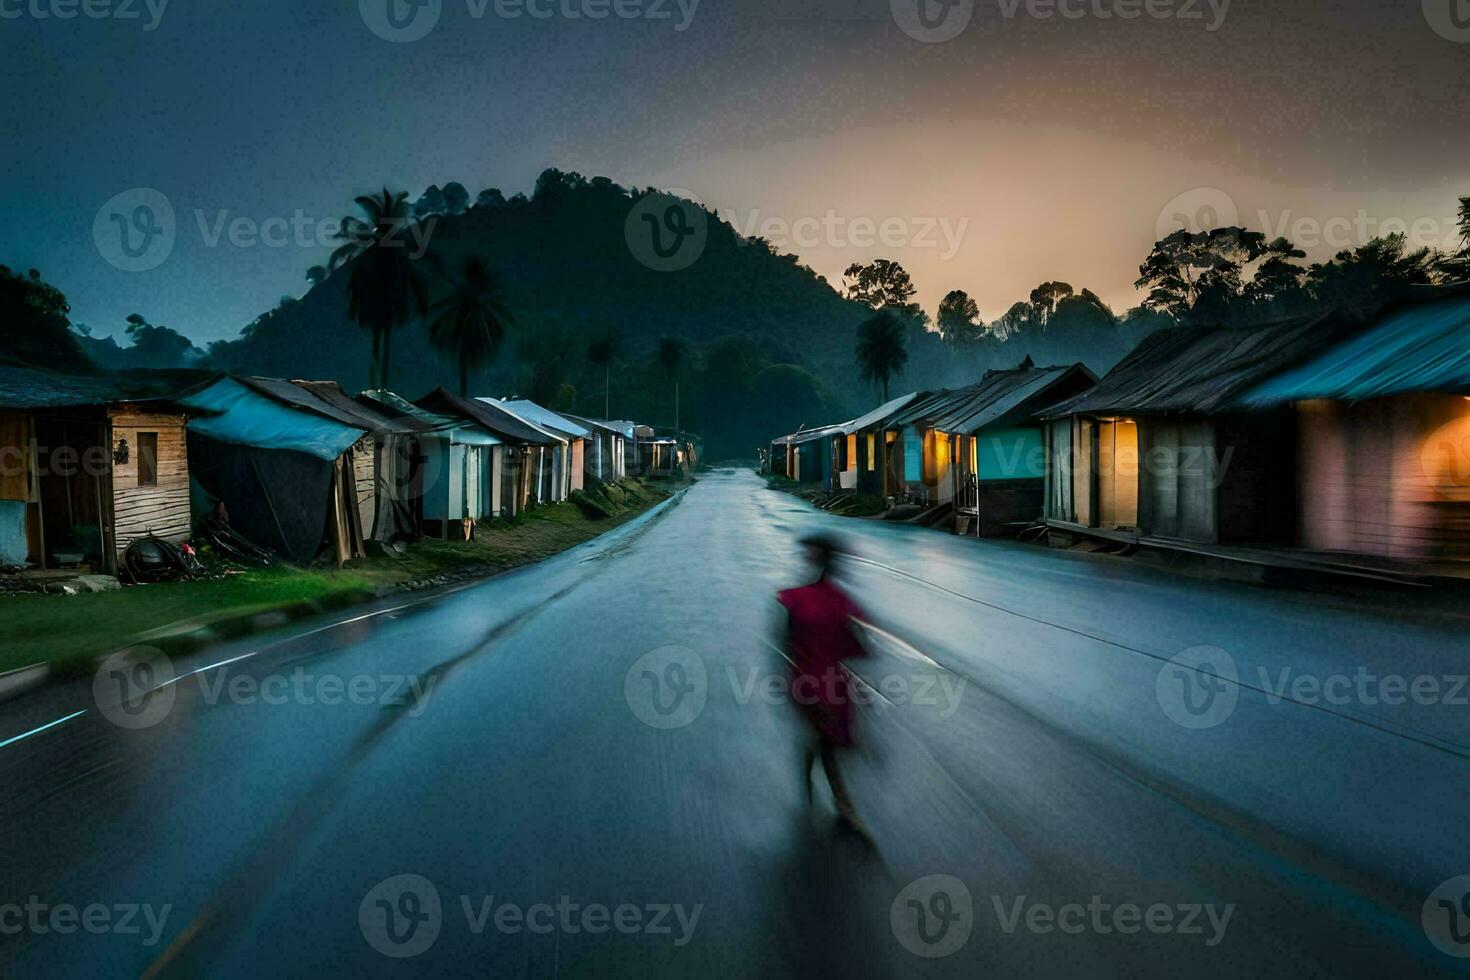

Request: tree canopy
left=0, top=266, right=88, bottom=370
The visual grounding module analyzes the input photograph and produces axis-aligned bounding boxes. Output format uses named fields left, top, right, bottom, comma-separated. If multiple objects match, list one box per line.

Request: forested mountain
left=204, top=172, right=1136, bottom=457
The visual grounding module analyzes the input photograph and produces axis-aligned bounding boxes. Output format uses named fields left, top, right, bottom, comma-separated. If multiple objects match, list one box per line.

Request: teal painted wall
left=977, top=427, right=1045, bottom=481
left=902, top=427, right=922, bottom=482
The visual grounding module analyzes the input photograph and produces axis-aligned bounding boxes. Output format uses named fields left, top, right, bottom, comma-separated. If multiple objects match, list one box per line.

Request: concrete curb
left=0, top=663, right=51, bottom=704
left=127, top=588, right=382, bottom=664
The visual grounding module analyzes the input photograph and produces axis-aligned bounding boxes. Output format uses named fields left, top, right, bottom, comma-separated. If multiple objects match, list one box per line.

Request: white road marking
left=0, top=709, right=87, bottom=750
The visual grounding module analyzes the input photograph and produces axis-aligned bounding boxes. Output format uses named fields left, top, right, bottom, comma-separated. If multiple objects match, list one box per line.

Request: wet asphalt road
left=2, top=468, right=1469, bottom=978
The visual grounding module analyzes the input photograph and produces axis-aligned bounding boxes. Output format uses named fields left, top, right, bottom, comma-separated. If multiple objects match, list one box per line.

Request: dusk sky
left=4, top=0, right=1468, bottom=344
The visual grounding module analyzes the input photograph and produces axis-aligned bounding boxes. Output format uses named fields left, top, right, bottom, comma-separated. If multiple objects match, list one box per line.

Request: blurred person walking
left=777, top=534, right=873, bottom=839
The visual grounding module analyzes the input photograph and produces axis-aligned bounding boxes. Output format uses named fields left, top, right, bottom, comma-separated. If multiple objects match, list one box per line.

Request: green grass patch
left=0, top=481, right=673, bottom=678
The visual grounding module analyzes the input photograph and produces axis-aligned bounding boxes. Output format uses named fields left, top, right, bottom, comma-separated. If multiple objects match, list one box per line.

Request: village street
left=2, top=469, right=1468, bottom=978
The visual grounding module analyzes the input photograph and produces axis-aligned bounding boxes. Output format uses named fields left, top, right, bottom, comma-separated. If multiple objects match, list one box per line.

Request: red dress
left=777, top=578, right=870, bottom=747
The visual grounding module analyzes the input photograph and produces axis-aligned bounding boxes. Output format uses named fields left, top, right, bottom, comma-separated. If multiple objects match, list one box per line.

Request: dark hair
left=800, top=533, right=841, bottom=576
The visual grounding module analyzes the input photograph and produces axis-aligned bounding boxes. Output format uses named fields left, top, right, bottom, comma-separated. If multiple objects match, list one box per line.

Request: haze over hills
left=197, top=171, right=1141, bottom=457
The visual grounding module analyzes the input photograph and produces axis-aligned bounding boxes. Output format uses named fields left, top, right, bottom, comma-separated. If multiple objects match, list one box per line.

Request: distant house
left=417, top=389, right=564, bottom=512
left=841, top=392, right=923, bottom=497
left=647, top=428, right=698, bottom=478
left=494, top=398, right=590, bottom=495
left=768, top=433, right=795, bottom=478
left=180, top=375, right=374, bottom=566
left=560, top=413, right=627, bottom=483
left=594, top=420, right=641, bottom=477
left=1237, top=285, right=1470, bottom=561
left=358, top=389, right=507, bottom=536
left=0, top=365, right=198, bottom=575
left=633, top=425, right=684, bottom=478
left=785, top=424, right=847, bottom=488
left=1039, top=312, right=1364, bottom=548
left=880, top=364, right=1097, bottom=534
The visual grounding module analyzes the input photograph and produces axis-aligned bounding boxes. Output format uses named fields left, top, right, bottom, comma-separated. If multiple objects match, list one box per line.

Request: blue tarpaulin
left=181, top=377, right=365, bottom=461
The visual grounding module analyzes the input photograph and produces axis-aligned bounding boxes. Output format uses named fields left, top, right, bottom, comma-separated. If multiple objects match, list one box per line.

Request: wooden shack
left=108, top=408, right=191, bottom=560
left=0, top=366, right=196, bottom=575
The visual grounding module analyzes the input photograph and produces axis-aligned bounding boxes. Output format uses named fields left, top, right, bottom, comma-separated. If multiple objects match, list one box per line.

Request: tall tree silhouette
left=936, top=289, right=982, bottom=348
left=843, top=258, right=929, bottom=327
left=587, top=330, right=619, bottom=418
left=657, top=336, right=686, bottom=432
left=855, top=308, right=908, bottom=401
left=330, top=189, right=428, bottom=388
left=428, top=256, right=514, bottom=396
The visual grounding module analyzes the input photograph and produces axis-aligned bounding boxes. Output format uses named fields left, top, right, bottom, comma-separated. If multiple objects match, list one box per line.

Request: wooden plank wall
left=109, top=412, right=191, bottom=552
left=353, top=438, right=376, bottom=536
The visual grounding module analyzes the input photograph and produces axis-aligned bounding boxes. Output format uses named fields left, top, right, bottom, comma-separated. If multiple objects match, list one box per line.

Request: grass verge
left=0, top=479, right=679, bottom=679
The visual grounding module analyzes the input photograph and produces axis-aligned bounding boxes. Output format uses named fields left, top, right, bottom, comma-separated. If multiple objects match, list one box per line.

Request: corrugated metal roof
left=593, top=419, right=638, bottom=439
left=841, top=392, right=921, bottom=434
left=557, top=413, right=624, bottom=438
left=479, top=398, right=569, bottom=443
left=357, top=389, right=461, bottom=431
left=885, top=365, right=1092, bottom=433
left=1239, top=289, right=1470, bottom=404
left=789, top=423, right=848, bottom=445
left=293, top=380, right=426, bottom=434
left=1040, top=310, right=1360, bottom=417
left=236, top=376, right=380, bottom=432
left=494, top=399, right=590, bottom=439
left=416, top=388, right=561, bottom=445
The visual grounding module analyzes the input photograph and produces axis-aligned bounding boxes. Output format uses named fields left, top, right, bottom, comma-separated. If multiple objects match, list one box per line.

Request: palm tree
left=330, top=189, right=428, bottom=388
left=855, top=308, right=909, bottom=401
left=656, top=336, right=686, bottom=434
left=587, top=330, right=619, bottom=418
left=427, top=256, right=514, bottom=395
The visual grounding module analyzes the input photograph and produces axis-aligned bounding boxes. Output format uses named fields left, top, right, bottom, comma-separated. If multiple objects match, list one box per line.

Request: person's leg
left=803, top=741, right=817, bottom=806
left=821, top=742, right=859, bottom=823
